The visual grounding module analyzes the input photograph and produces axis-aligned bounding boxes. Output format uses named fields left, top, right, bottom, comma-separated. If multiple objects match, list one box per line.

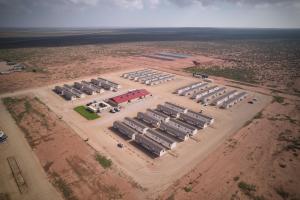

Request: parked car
left=110, top=109, right=116, bottom=113
left=86, top=102, right=93, bottom=106
left=117, top=143, right=124, bottom=148
left=0, top=130, right=8, bottom=143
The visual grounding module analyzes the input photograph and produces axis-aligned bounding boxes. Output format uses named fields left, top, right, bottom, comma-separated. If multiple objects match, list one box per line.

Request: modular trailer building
left=157, top=104, right=180, bottom=118
left=181, top=83, right=209, bottom=96
left=63, top=84, right=85, bottom=98
left=122, top=69, right=152, bottom=78
left=145, top=129, right=177, bottom=149
left=108, top=89, right=151, bottom=106
left=165, top=102, right=188, bottom=113
left=159, top=122, right=189, bottom=141
left=176, top=82, right=203, bottom=95
left=221, top=92, right=248, bottom=109
left=179, top=113, right=207, bottom=129
left=62, top=89, right=76, bottom=100
left=137, top=112, right=160, bottom=127
left=113, top=121, right=137, bottom=140
left=199, top=87, right=226, bottom=103
left=74, top=82, right=96, bottom=95
left=186, top=110, right=214, bottom=125
left=168, top=118, right=198, bottom=135
left=82, top=81, right=104, bottom=93
left=123, top=117, right=149, bottom=134
left=146, top=109, right=170, bottom=122
left=54, top=86, right=64, bottom=95
left=211, top=90, right=239, bottom=106
left=193, top=85, right=220, bottom=100
left=134, top=134, right=166, bottom=157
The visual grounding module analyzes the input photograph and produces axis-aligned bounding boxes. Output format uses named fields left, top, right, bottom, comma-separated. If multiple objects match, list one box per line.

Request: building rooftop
left=110, top=89, right=150, bottom=104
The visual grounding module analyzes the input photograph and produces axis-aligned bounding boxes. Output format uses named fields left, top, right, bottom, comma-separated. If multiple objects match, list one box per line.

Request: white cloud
left=68, top=0, right=100, bottom=6
left=113, top=0, right=144, bottom=9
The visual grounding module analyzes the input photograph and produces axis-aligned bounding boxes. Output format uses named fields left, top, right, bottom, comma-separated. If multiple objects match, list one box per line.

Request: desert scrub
left=183, top=185, right=192, bottom=192
left=275, top=187, right=290, bottom=200
left=52, top=172, right=77, bottom=200
left=95, top=153, right=112, bottom=169
left=185, top=66, right=257, bottom=83
left=238, top=181, right=256, bottom=194
left=272, top=96, right=284, bottom=104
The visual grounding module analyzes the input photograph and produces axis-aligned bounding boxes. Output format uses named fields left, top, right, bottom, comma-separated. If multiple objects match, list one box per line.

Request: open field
left=0, top=38, right=299, bottom=96
left=0, top=100, right=62, bottom=200
left=1, top=65, right=299, bottom=199
left=1, top=95, right=144, bottom=200
left=160, top=98, right=300, bottom=200
left=25, top=69, right=271, bottom=197
left=0, top=28, right=299, bottom=200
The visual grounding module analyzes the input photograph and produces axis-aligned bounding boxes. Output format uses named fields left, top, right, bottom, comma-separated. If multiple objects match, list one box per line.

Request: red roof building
left=109, top=89, right=151, bottom=105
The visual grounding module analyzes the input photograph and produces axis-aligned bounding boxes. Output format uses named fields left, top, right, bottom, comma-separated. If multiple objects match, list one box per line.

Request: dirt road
left=0, top=101, right=62, bottom=200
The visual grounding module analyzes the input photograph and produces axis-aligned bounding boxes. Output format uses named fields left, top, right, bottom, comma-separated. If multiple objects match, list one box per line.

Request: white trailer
left=157, top=104, right=180, bottom=118
left=145, top=129, right=177, bottom=149
left=113, top=121, right=137, bottom=140
left=179, top=113, right=207, bottom=129
left=123, top=117, right=149, bottom=134
left=146, top=109, right=170, bottom=122
left=134, top=134, right=166, bottom=157
left=159, top=122, right=189, bottom=141
left=168, top=118, right=198, bottom=135
left=137, top=112, right=161, bottom=127
left=186, top=110, right=214, bottom=125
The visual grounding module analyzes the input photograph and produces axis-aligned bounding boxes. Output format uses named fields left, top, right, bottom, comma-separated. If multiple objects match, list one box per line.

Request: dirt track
left=0, top=101, right=62, bottom=200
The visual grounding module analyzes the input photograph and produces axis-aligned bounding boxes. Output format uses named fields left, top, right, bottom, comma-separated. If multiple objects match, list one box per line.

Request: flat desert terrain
left=0, top=30, right=299, bottom=200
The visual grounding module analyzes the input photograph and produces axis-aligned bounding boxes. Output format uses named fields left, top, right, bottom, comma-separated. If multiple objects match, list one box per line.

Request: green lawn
left=74, top=106, right=99, bottom=120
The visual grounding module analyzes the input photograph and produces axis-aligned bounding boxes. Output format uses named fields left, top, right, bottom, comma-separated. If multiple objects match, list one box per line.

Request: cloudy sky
left=0, top=0, right=300, bottom=28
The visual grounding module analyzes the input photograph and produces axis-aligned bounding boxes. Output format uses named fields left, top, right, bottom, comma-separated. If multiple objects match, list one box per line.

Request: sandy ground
left=0, top=101, right=62, bottom=200
left=2, top=40, right=299, bottom=94
left=0, top=43, right=224, bottom=93
left=2, top=96, right=145, bottom=200
left=28, top=69, right=271, bottom=198
left=160, top=99, right=300, bottom=200
left=0, top=64, right=298, bottom=200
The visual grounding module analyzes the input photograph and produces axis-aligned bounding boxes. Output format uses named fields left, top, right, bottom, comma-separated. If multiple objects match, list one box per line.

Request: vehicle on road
left=0, top=130, right=8, bottom=143
left=117, top=143, right=124, bottom=148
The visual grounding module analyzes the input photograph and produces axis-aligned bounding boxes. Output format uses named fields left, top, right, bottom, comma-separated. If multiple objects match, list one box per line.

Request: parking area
left=34, top=68, right=272, bottom=194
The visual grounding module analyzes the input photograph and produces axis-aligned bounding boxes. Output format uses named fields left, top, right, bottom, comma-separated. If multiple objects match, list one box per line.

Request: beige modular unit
left=221, top=92, right=248, bottom=109
left=137, top=112, right=161, bottom=127
left=176, top=82, right=203, bottom=95
left=146, top=109, right=170, bottom=122
left=54, top=86, right=64, bottom=95
left=157, top=104, right=180, bottom=118
left=199, top=87, right=226, bottom=103
left=181, top=83, right=209, bottom=96
left=145, top=129, right=177, bottom=149
left=211, top=90, right=239, bottom=106
left=168, top=118, right=198, bottom=135
left=63, top=89, right=76, bottom=100
left=113, top=121, right=137, bottom=140
left=179, top=113, right=207, bottom=129
left=134, top=134, right=166, bottom=157
left=194, top=85, right=219, bottom=100
left=123, top=117, right=149, bottom=134
left=159, top=122, right=189, bottom=141
left=186, top=110, right=214, bottom=125
left=165, top=102, right=188, bottom=113
left=63, top=84, right=85, bottom=98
